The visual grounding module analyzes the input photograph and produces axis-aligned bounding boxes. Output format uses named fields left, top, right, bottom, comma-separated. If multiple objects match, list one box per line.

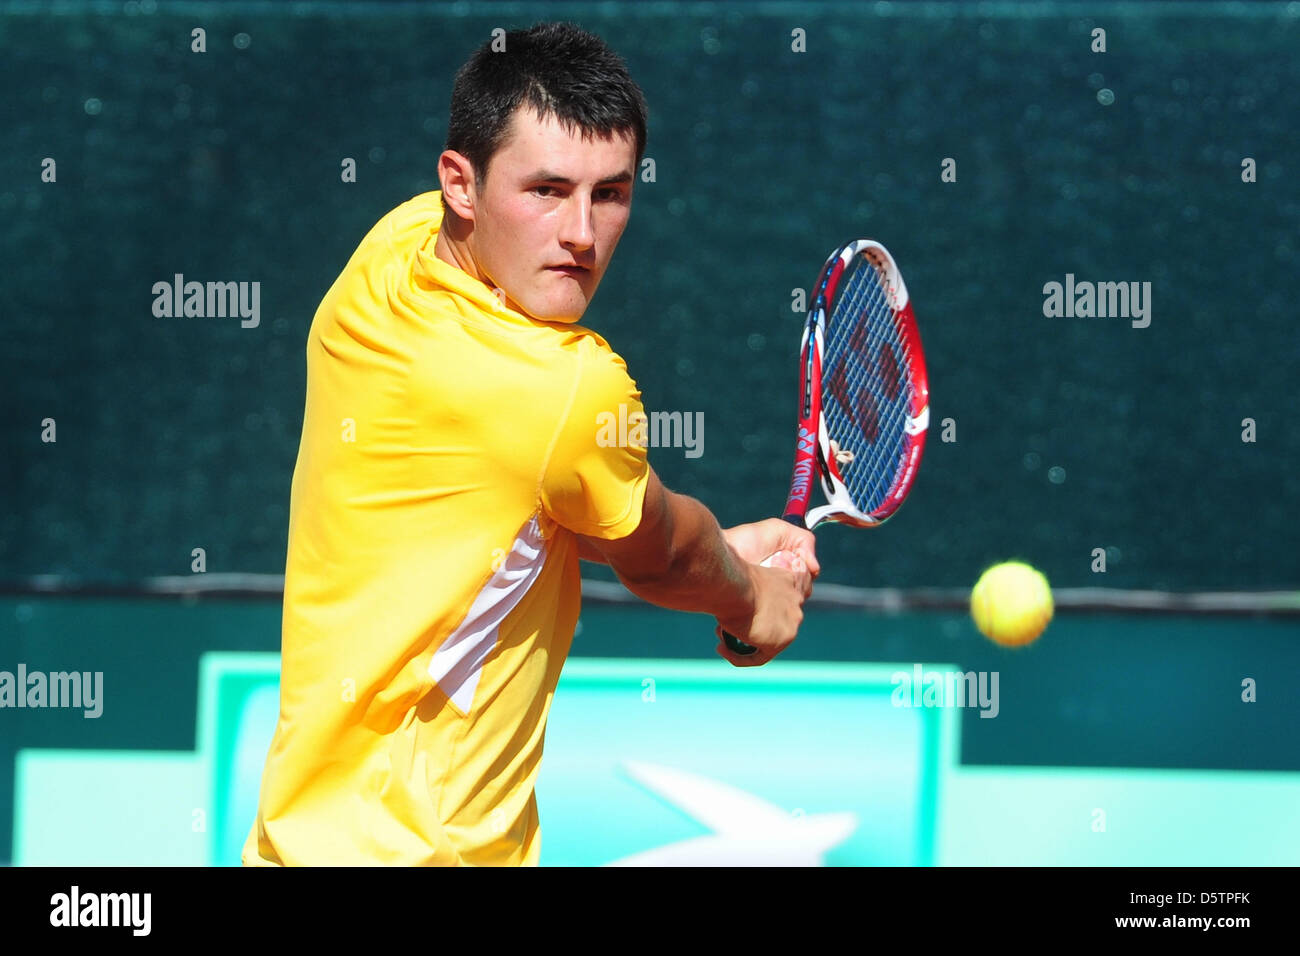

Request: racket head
left=784, top=239, right=929, bottom=529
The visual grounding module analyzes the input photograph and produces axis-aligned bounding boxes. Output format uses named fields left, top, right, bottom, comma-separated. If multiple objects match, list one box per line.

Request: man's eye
left=595, top=189, right=624, bottom=202
left=533, top=186, right=559, bottom=197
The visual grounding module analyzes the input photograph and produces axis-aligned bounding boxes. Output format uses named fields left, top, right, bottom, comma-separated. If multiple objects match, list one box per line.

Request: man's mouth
left=546, top=264, right=590, bottom=277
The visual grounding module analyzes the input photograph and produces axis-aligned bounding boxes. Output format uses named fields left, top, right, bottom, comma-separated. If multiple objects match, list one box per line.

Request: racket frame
left=722, top=238, right=928, bottom=657
left=784, top=239, right=929, bottom=530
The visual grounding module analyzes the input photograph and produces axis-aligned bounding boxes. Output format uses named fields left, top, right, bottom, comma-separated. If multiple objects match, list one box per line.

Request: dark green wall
left=3, top=3, right=1298, bottom=590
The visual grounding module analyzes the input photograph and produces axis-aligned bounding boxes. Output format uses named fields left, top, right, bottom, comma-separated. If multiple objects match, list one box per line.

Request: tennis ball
left=971, top=562, right=1053, bottom=647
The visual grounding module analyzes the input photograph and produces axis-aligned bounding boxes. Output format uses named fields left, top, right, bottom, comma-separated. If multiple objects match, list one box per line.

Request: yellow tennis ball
left=971, top=562, right=1053, bottom=647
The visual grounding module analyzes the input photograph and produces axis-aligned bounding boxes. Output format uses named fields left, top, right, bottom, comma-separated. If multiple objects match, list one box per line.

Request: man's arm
left=582, top=468, right=814, bottom=665
left=576, top=536, right=610, bottom=564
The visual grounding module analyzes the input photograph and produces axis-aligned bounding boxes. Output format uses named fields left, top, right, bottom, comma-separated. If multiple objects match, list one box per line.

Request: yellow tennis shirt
left=242, top=191, right=649, bottom=866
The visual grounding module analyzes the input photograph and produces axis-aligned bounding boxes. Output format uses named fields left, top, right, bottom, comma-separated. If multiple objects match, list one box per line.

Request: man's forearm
left=611, top=490, right=754, bottom=622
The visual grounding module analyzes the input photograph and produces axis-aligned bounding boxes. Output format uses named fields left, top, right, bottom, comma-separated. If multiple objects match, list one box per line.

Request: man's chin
left=517, top=298, right=590, bottom=324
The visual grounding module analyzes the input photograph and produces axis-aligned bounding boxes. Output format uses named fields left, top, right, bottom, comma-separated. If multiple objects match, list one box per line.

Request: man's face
left=467, top=108, right=636, bottom=322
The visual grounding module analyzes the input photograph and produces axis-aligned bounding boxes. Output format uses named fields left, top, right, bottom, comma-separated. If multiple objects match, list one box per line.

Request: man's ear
left=437, top=149, right=478, bottom=221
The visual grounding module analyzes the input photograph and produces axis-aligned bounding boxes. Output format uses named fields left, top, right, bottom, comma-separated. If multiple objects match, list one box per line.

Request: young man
left=243, top=22, right=818, bottom=867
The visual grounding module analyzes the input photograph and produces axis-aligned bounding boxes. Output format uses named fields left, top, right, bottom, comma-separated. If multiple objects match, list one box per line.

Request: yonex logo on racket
left=789, top=458, right=815, bottom=499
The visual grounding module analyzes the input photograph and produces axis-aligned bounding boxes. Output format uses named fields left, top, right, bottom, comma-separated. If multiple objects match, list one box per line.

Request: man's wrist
left=713, top=542, right=758, bottom=627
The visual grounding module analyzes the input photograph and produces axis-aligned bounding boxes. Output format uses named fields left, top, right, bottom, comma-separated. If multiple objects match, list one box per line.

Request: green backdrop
left=3, top=2, right=1299, bottom=590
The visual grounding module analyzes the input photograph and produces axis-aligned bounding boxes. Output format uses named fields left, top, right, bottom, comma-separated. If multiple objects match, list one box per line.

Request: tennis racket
left=723, top=239, right=929, bottom=655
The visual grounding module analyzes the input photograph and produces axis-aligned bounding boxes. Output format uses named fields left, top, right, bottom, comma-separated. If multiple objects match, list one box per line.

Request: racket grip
left=720, top=515, right=808, bottom=657
left=723, top=631, right=758, bottom=656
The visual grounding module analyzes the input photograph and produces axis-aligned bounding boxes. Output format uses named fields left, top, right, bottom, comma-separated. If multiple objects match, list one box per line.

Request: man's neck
left=433, top=212, right=526, bottom=315
left=433, top=219, right=480, bottom=280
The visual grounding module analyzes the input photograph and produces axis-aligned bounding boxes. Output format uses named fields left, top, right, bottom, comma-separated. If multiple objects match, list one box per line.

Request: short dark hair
left=443, top=22, right=648, bottom=194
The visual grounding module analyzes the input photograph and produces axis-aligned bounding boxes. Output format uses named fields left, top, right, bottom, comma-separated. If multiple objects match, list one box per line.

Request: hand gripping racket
left=723, top=239, right=930, bottom=655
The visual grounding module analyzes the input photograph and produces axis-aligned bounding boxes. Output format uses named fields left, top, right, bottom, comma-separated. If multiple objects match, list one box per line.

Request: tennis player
left=243, top=21, right=818, bottom=867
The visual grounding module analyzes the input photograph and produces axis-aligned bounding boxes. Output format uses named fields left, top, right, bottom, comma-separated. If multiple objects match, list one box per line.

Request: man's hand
left=583, top=472, right=818, bottom=667
left=714, top=520, right=819, bottom=667
left=721, top=519, right=820, bottom=592
left=714, top=549, right=813, bottom=667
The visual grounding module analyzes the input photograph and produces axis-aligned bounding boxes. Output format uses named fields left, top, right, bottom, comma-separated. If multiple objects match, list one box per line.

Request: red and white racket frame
left=782, top=239, right=930, bottom=529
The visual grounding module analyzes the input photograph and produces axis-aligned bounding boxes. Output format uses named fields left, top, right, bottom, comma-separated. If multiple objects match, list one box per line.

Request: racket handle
left=721, top=514, right=808, bottom=657
left=722, top=630, right=758, bottom=656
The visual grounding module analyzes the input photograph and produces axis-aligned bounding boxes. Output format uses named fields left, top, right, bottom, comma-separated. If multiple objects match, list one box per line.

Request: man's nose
left=558, top=194, right=595, bottom=250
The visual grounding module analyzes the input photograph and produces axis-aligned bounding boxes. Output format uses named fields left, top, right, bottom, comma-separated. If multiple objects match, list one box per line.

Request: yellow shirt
left=242, top=191, right=649, bottom=866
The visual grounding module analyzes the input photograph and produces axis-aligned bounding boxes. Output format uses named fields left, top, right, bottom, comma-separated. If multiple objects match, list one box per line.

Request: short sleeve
left=540, top=344, right=650, bottom=539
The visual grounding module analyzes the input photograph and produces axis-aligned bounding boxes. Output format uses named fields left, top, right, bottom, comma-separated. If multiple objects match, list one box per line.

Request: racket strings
left=821, top=258, right=916, bottom=513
